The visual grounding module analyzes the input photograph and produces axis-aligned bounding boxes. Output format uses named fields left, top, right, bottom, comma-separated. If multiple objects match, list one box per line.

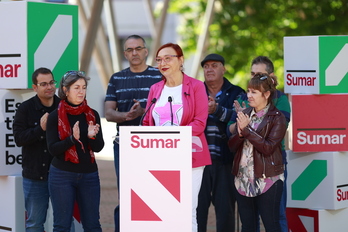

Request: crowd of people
left=13, top=34, right=290, bottom=232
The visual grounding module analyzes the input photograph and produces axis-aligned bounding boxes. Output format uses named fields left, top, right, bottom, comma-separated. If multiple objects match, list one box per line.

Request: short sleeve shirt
left=105, top=66, right=162, bottom=130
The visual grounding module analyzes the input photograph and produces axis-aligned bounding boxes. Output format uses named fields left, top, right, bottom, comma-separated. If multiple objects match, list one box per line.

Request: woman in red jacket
left=228, top=73, right=287, bottom=232
left=142, top=43, right=211, bottom=232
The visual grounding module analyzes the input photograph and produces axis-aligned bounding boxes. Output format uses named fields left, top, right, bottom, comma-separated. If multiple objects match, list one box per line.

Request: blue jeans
left=197, top=159, right=236, bottom=232
left=48, top=165, right=102, bottom=232
left=23, top=177, right=50, bottom=232
left=113, top=141, right=120, bottom=232
left=235, top=180, right=283, bottom=232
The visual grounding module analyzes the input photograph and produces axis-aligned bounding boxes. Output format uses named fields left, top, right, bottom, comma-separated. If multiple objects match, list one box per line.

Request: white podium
left=120, top=126, right=192, bottom=232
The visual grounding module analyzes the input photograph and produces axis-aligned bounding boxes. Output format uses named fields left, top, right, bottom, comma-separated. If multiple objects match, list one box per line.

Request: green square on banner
left=27, top=2, right=78, bottom=87
left=319, top=36, right=348, bottom=94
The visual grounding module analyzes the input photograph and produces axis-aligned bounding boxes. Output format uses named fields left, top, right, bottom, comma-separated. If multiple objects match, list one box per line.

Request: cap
left=201, top=53, right=225, bottom=67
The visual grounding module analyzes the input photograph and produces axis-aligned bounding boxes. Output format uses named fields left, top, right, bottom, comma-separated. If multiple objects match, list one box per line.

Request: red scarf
left=58, top=99, right=96, bottom=163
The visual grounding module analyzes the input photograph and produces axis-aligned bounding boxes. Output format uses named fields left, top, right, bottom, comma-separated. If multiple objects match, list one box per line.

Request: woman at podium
left=142, top=43, right=211, bottom=232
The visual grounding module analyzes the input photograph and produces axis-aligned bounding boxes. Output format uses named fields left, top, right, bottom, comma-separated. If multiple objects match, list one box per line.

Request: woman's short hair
left=156, top=43, right=184, bottom=57
left=248, top=73, right=278, bottom=105
left=58, top=71, right=90, bottom=100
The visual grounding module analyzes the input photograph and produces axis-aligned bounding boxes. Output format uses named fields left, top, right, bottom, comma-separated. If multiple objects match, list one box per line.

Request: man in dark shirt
left=13, top=67, right=60, bottom=231
left=104, top=34, right=162, bottom=232
left=197, top=54, right=245, bottom=232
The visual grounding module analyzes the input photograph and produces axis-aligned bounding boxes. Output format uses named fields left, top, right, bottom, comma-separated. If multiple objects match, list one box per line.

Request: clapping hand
left=125, top=99, right=143, bottom=121
left=208, top=96, right=218, bottom=114
left=234, top=100, right=246, bottom=113
left=236, top=112, right=250, bottom=136
left=73, top=121, right=80, bottom=140
left=88, top=121, right=100, bottom=139
left=40, top=112, right=49, bottom=131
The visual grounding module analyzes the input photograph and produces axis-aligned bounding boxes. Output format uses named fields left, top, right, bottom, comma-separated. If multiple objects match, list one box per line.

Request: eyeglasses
left=155, top=55, right=180, bottom=64
left=203, top=63, right=222, bottom=69
left=63, top=71, right=86, bottom=80
left=37, top=80, right=57, bottom=87
left=124, top=46, right=146, bottom=53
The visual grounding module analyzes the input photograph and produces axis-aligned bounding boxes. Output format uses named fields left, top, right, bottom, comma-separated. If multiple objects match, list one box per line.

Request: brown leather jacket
left=228, top=105, right=287, bottom=178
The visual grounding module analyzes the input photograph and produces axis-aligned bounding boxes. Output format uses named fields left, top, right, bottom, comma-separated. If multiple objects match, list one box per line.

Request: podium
left=119, top=126, right=192, bottom=232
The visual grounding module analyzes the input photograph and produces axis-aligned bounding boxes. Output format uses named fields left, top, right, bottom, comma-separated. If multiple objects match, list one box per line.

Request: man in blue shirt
left=104, top=35, right=162, bottom=232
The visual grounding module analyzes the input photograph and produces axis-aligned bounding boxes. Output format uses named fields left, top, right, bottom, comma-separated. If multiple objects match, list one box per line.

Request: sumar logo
left=130, top=135, right=180, bottom=148
left=297, top=129, right=347, bottom=145
left=286, top=72, right=317, bottom=86
left=0, top=59, right=21, bottom=78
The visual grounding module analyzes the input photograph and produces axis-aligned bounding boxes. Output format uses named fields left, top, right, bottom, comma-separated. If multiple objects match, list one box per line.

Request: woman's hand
left=88, top=121, right=100, bottom=139
left=236, top=112, right=250, bottom=135
left=73, top=121, right=80, bottom=140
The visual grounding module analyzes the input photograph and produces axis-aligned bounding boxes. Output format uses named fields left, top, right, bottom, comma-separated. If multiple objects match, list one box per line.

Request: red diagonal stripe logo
left=131, top=189, right=161, bottom=221
left=150, top=170, right=180, bottom=202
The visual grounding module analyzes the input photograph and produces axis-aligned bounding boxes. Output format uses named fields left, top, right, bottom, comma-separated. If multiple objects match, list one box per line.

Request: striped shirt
left=105, top=66, right=162, bottom=131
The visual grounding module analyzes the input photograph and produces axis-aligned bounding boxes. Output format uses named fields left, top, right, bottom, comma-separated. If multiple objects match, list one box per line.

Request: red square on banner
left=291, top=94, right=348, bottom=152
left=287, top=208, right=319, bottom=232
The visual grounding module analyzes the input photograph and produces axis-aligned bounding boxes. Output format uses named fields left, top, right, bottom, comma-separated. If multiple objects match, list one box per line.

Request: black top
left=46, top=107, right=104, bottom=173
left=13, top=95, right=60, bottom=180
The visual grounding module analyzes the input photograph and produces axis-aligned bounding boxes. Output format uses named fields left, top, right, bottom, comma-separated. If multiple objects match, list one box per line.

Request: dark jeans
left=235, top=180, right=283, bottom=232
left=49, top=165, right=102, bottom=232
left=256, top=165, right=288, bottom=232
left=23, top=177, right=50, bottom=232
left=113, top=141, right=120, bottom=232
left=197, top=159, right=236, bottom=232
left=279, top=166, right=288, bottom=232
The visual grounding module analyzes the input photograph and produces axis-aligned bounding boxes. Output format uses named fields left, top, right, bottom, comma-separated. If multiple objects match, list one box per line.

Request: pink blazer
left=143, top=73, right=211, bottom=168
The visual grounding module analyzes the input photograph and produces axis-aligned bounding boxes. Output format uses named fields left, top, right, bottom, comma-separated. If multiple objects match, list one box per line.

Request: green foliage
left=169, top=0, right=348, bottom=90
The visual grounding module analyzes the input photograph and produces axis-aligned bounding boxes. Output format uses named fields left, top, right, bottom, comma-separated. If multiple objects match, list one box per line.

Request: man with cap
left=197, top=54, right=245, bottom=232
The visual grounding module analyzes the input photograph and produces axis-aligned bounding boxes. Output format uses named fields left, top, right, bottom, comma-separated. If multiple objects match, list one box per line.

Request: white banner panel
left=0, top=175, right=83, bottom=232
left=0, top=175, right=25, bottom=232
left=0, top=2, right=27, bottom=89
left=284, top=35, right=348, bottom=94
left=0, top=89, right=35, bottom=176
left=120, top=126, right=192, bottom=232
left=287, top=150, right=348, bottom=210
left=284, top=36, right=319, bottom=94
left=0, top=1, right=78, bottom=89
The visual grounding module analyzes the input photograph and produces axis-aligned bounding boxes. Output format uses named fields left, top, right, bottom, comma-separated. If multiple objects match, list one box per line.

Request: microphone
left=184, top=92, right=190, bottom=96
left=139, top=98, right=157, bottom=126
left=168, top=96, right=173, bottom=125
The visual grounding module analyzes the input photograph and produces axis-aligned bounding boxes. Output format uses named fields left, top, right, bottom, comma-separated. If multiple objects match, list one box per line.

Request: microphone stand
left=168, top=96, right=173, bottom=126
left=139, top=98, right=157, bottom=126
